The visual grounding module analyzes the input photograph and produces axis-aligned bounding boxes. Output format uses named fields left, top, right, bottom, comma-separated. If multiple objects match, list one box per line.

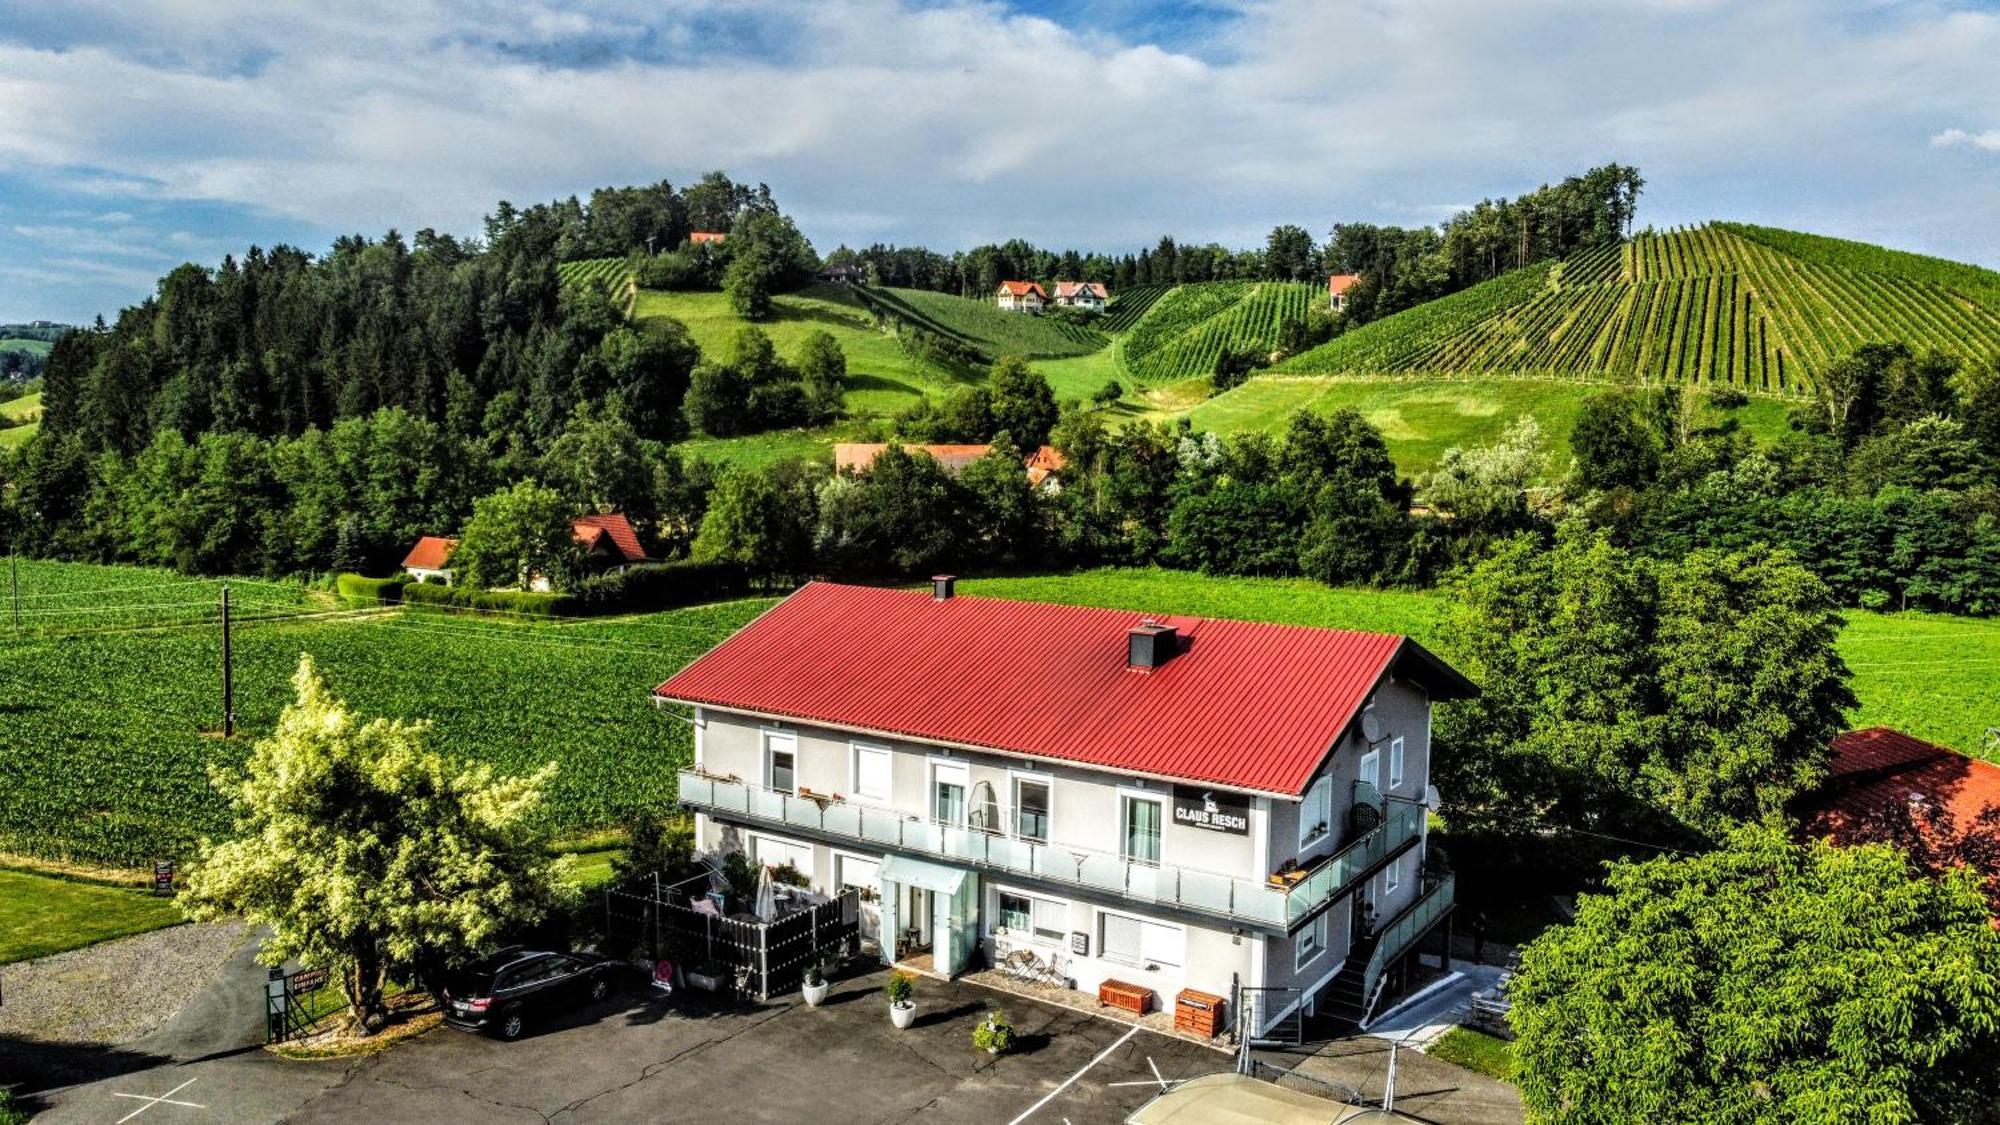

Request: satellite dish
left=1361, top=710, right=1385, bottom=743
left=1423, top=784, right=1442, bottom=811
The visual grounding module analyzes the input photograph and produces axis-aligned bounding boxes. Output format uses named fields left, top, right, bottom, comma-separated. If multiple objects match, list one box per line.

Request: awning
left=880, top=854, right=969, bottom=895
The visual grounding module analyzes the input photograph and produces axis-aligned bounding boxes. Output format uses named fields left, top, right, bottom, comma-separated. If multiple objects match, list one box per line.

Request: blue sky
left=2, top=0, right=1998, bottom=323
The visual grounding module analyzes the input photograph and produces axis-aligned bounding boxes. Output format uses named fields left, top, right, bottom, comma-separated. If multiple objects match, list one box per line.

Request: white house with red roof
left=1052, top=281, right=1109, bottom=313
left=995, top=280, right=1047, bottom=313
left=1326, top=273, right=1361, bottom=311
left=657, top=580, right=1475, bottom=1036
left=401, top=535, right=461, bottom=585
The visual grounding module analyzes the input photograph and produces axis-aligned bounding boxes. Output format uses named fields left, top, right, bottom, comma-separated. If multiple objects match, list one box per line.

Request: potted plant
left=972, top=1009, right=1014, bottom=1055
left=886, top=970, right=917, bottom=1029
left=803, top=957, right=830, bottom=1008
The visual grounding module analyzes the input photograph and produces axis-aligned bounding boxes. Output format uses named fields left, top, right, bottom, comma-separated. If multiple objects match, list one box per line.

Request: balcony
left=677, top=768, right=1423, bottom=933
left=1360, top=872, right=1456, bottom=1027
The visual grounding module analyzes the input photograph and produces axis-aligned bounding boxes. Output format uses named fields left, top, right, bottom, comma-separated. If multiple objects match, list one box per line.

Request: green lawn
left=1180, top=375, right=1795, bottom=476
left=0, top=868, right=184, bottom=963
left=0, top=391, right=38, bottom=448
left=1427, top=1026, right=1516, bottom=1083
left=563, top=847, right=626, bottom=890
left=674, top=428, right=842, bottom=471
left=0, top=338, right=52, bottom=358
left=966, top=568, right=1998, bottom=761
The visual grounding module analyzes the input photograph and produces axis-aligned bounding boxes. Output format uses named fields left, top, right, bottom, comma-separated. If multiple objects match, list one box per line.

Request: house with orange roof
left=401, top=535, right=461, bottom=585
left=689, top=231, right=727, bottom=246
left=1024, top=444, right=1067, bottom=491
left=1052, top=281, right=1109, bottom=313
left=995, top=280, right=1047, bottom=314
left=1327, top=274, right=1361, bottom=312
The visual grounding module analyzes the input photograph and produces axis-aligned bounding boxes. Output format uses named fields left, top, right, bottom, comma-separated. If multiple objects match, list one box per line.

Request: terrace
left=677, top=768, right=1423, bottom=935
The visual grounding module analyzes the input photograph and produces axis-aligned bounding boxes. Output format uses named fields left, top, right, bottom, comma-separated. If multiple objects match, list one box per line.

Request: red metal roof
left=402, top=536, right=458, bottom=571
left=1801, top=727, right=2000, bottom=844
left=572, top=513, right=649, bottom=564
left=655, top=582, right=1473, bottom=796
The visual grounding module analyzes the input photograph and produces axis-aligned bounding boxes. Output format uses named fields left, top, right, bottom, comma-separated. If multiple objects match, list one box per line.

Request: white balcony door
left=764, top=731, right=798, bottom=795
left=931, top=761, right=969, bottom=827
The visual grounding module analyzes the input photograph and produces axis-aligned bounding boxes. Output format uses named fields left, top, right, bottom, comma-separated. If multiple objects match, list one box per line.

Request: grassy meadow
left=0, top=391, right=40, bottom=449
left=0, top=868, right=184, bottom=963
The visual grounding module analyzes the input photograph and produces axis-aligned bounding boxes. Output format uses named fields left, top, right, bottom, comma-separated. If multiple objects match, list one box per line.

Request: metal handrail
left=1357, top=872, right=1456, bottom=1028
left=677, top=769, right=1422, bottom=931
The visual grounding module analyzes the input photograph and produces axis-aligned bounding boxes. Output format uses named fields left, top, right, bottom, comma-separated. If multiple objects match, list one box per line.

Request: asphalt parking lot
left=27, top=966, right=1248, bottom=1124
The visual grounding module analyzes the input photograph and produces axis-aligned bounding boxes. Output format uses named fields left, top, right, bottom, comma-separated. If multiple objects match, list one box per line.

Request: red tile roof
left=1024, top=444, right=1066, bottom=487
left=1800, top=727, right=2000, bottom=845
left=1054, top=281, right=1108, bottom=300
left=690, top=231, right=727, bottom=244
left=655, top=582, right=1475, bottom=796
left=997, top=280, right=1046, bottom=298
left=402, top=536, right=459, bottom=571
left=834, top=443, right=993, bottom=476
left=1327, top=273, right=1361, bottom=297
left=572, top=513, right=649, bottom=564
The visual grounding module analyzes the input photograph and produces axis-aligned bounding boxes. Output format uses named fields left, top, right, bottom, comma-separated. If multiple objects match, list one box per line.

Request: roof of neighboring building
left=1054, top=281, right=1108, bottom=299
left=834, top=443, right=993, bottom=476
left=1798, top=727, right=2000, bottom=843
left=689, top=231, right=727, bottom=244
left=654, top=582, right=1476, bottom=797
left=402, top=536, right=459, bottom=571
left=1327, top=273, right=1361, bottom=296
left=997, top=280, right=1047, bottom=298
left=1024, top=444, right=1067, bottom=487
left=571, top=513, right=649, bottom=564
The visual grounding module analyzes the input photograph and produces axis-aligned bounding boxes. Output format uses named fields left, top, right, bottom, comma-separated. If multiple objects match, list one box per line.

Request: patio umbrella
left=754, top=864, right=777, bottom=923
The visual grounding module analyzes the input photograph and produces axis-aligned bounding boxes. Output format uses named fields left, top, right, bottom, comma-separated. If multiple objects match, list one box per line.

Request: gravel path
left=0, top=920, right=250, bottom=1045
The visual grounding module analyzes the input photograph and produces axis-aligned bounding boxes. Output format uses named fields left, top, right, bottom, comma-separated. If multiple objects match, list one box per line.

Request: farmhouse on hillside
left=661, top=581, right=1475, bottom=1037
left=1052, top=281, right=1109, bottom=312
left=1024, top=444, right=1067, bottom=491
left=689, top=231, right=727, bottom=246
left=834, top=442, right=993, bottom=477
left=995, top=280, right=1047, bottom=313
left=402, top=535, right=460, bottom=585
left=1327, top=274, right=1361, bottom=312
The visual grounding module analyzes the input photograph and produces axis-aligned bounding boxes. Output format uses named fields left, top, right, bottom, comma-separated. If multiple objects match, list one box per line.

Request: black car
left=441, top=948, right=620, bottom=1040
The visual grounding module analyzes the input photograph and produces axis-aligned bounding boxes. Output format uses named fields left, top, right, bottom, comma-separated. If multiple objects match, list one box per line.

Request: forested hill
left=1277, top=223, right=2000, bottom=393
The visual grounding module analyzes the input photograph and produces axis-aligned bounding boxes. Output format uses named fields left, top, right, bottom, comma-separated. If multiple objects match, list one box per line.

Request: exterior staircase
left=1304, top=938, right=1377, bottom=1037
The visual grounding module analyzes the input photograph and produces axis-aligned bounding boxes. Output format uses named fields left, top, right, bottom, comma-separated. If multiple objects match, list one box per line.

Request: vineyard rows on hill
left=1124, top=283, right=1319, bottom=382
left=1098, top=285, right=1172, bottom=332
left=849, top=285, right=1105, bottom=360
left=1278, top=224, right=2000, bottom=394
left=557, top=257, right=638, bottom=314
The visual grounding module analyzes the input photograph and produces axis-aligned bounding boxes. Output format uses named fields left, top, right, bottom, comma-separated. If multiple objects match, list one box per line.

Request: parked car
left=441, top=948, right=621, bottom=1040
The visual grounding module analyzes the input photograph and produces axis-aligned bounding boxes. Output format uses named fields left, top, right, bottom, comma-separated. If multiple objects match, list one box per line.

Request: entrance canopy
left=880, top=854, right=969, bottom=895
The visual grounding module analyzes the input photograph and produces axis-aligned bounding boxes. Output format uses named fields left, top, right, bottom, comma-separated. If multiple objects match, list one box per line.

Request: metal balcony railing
left=677, top=769, right=1424, bottom=932
left=1359, top=872, right=1456, bottom=1027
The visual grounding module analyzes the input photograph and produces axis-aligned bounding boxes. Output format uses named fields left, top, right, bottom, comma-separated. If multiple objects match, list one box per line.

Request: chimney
left=1127, top=621, right=1178, bottom=669
left=932, top=575, right=957, bottom=601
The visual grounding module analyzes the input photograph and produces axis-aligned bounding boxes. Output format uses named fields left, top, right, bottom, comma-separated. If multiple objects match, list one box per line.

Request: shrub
left=335, top=572, right=407, bottom=605
left=885, top=971, right=915, bottom=1007
left=399, top=582, right=576, bottom=619
left=768, top=861, right=811, bottom=888
left=972, top=1010, right=1014, bottom=1053
left=570, top=560, right=751, bottom=613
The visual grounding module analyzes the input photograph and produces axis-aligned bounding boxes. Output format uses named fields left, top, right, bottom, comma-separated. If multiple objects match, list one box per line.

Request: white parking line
left=1007, top=1024, right=1141, bottom=1125
left=111, top=1077, right=205, bottom=1123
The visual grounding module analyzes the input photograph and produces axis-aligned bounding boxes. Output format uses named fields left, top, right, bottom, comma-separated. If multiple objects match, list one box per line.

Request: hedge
left=335, top=573, right=407, bottom=605
left=399, top=582, right=578, bottom=618
left=571, top=560, right=752, bottom=613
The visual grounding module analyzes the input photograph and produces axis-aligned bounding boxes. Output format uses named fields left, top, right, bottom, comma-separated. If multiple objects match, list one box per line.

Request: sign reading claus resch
left=1171, top=785, right=1249, bottom=835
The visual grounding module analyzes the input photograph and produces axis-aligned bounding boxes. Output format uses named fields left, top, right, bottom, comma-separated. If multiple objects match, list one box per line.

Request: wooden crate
left=1098, top=978, right=1154, bottom=1015
left=1175, top=988, right=1225, bottom=1038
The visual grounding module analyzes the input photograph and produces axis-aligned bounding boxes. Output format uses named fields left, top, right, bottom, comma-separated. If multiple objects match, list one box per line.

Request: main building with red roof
left=657, top=580, right=1474, bottom=1033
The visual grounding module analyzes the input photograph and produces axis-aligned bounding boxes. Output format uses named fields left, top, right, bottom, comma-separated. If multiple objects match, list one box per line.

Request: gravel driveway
left=0, top=920, right=250, bottom=1045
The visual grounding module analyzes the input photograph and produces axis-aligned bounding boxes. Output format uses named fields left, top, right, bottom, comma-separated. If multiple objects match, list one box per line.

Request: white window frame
left=1010, top=770, right=1053, bottom=844
left=1296, top=911, right=1326, bottom=971
left=1358, top=747, right=1381, bottom=791
left=850, top=741, right=892, bottom=804
left=991, top=885, right=1067, bottom=943
left=1385, top=852, right=1402, bottom=895
left=1119, top=789, right=1165, bottom=867
left=833, top=850, right=879, bottom=895
left=763, top=729, right=799, bottom=795
left=748, top=832, right=813, bottom=877
left=1389, top=737, right=1405, bottom=788
left=1096, top=907, right=1184, bottom=970
left=929, top=757, right=970, bottom=828
left=1299, top=775, right=1332, bottom=850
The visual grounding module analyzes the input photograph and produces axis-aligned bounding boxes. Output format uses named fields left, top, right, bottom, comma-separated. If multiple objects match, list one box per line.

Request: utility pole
left=220, top=584, right=235, bottom=739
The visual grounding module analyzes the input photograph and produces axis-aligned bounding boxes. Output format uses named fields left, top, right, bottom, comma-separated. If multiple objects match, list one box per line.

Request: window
left=1122, top=794, right=1162, bottom=866
left=1385, top=852, right=1402, bottom=894
left=750, top=834, right=813, bottom=874
left=1358, top=747, right=1381, bottom=791
left=1297, top=912, right=1326, bottom=970
left=1389, top=737, right=1405, bottom=788
left=932, top=760, right=968, bottom=826
left=1299, top=776, right=1332, bottom=848
left=1099, top=910, right=1184, bottom=969
left=764, top=732, right=797, bottom=794
left=995, top=889, right=1066, bottom=940
left=835, top=853, right=879, bottom=894
left=852, top=743, right=891, bottom=802
left=1014, top=776, right=1051, bottom=843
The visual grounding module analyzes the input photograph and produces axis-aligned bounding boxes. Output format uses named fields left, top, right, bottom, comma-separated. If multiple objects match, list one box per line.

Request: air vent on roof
left=1128, top=621, right=1178, bottom=669
left=932, top=575, right=956, bottom=600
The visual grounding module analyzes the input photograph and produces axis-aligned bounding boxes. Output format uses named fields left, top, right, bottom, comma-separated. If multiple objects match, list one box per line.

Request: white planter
left=803, top=980, right=830, bottom=1007
left=890, top=1001, right=917, bottom=1029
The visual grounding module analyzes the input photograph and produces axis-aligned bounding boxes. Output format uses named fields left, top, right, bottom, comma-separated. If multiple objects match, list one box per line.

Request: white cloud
left=1932, top=127, right=2000, bottom=152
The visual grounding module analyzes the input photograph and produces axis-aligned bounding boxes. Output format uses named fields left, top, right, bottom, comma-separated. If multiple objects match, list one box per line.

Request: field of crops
left=851, top=286, right=1106, bottom=360
left=557, top=257, right=637, bottom=314
left=1098, top=284, right=1173, bottom=333
left=966, top=568, right=2000, bottom=763
left=1121, top=282, right=1319, bottom=383
left=1723, top=223, right=2000, bottom=313
left=0, top=559, right=771, bottom=865
left=1279, top=224, right=2000, bottom=395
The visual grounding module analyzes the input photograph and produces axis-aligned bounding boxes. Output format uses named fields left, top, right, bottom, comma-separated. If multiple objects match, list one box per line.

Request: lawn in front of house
left=0, top=868, right=184, bottom=963
left=1427, top=1026, right=1517, bottom=1083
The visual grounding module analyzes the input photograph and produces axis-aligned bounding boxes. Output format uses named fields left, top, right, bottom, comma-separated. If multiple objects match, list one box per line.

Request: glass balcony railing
left=677, top=768, right=1423, bottom=932
left=1361, top=872, right=1456, bottom=1022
